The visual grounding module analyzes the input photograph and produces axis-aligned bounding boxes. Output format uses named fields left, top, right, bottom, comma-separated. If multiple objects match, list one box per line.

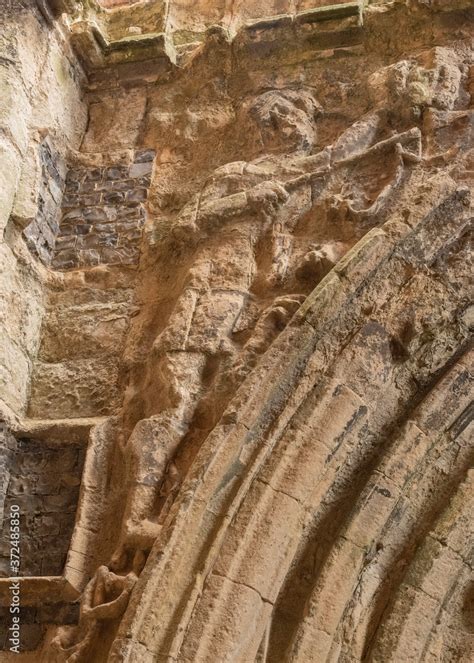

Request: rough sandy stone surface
left=0, top=1, right=473, bottom=662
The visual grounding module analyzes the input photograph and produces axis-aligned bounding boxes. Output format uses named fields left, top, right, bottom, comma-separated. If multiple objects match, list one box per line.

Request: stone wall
left=23, top=138, right=67, bottom=266
left=20, top=146, right=155, bottom=272
left=0, top=0, right=87, bottom=417
left=86, top=0, right=359, bottom=48
left=26, top=265, right=137, bottom=419
left=0, top=427, right=85, bottom=578
left=0, top=603, right=78, bottom=653
left=52, top=149, right=154, bottom=270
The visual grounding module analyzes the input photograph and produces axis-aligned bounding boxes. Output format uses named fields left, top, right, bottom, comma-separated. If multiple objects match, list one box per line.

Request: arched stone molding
left=108, top=174, right=472, bottom=661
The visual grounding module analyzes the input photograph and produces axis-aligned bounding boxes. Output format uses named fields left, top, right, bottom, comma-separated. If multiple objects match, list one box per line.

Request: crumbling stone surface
left=0, top=1, right=473, bottom=662
left=23, top=138, right=67, bottom=266
left=0, top=428, right=85, bottom=578
left=27, top=269, right=137, bottom=419
left=0, top=0, right=87, bottom=416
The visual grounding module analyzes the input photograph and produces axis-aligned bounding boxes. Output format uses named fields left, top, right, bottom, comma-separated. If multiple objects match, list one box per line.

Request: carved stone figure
left=1, top=4, right=471, bottom=661
left=51, top=566, right=138, bottom=662
left=112, top=84, right=425, bottom=567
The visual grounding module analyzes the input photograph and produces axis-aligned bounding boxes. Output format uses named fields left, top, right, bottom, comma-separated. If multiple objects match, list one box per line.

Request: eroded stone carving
left=51, top=566, right=137, bottom=662
left=50, top=34, right=473, bottom=658
left=0, top=1, right=472, bottom=661
left=112, top=85, right=428, bottom=569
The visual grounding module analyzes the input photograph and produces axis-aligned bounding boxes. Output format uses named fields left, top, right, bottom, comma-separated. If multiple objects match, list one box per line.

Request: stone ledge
left=0, top=576, right=79, bottom=608
left=70, top=21, right=176, bottom=71
left=58, top=0, right=472, bottom=84
left=13, top=417, right=108, bottom=445
left=294, top=2, right=362, bottom=24
left=66, top=1, right=370, bottom=77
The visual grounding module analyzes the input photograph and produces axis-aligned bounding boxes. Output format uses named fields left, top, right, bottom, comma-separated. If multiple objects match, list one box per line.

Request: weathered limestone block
left=178, top=573, right=273, bottom=663
left=39, top=300, right=132, bottom=363
left=0, top=138, right=22, bottom=235
left=0, top=241, right=45, bottom=414
left=82, top=89, right=147, bottom=151
left=0, top=65, right=30, bottom=156
left=0, top=331, right=31, bottom=415
left=27, top=356, right=121, bottom=419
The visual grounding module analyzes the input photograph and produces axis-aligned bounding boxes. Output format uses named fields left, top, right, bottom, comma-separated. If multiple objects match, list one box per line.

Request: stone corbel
left=69, top=20, right=177, bottom=73
left=36, top=0, right=78, bottom=23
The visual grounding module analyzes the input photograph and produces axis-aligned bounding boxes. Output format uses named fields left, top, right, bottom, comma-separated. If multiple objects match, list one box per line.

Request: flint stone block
left=104, top=191, right=125, bottom=204
left=41, top=223, right=56, bottom=248
left=37, top=243, right=51, bottom=265
left=134, top=148, right=155, bottom=163
left=78, top=249, right=101, bottom=266
left=129, top=161, right=153, bottom=178
left=122, top=227, right=143, bottom=241
left=62, top=193, right=79, bottom=207
left=52, top=249, right=77, bottom=269
left=63, top=208, right=83, bottom=221
left=100, top=246, right=140, bottom=264
left=81, top=193, right=102, bottom=206
left=126, top=188, right=147, bottom=202
left=79, top=180, right=97, bottom=193
left=55, top=236, right=76, bottom=250
left=94, top=223, right=116, bottom=232
left=137, top=175, right=152, bottom=187
left=78, top=232, right=118, bottom=249
left=115, top=220, right=141, bottom=232
left=66, top=169, right=84, bottom=183
left=83, top=207, right=109, bottom=222
left=98, top=233, right=119, bottom=247
left=45, top=214, right=60, bottom=235
left=106, top=178, right=135, bottom=191
left=24, top=221, right=40, bottom=242
left=84, top=168, right=102, bottom=181
left=48, top=177, right=63, bottom=205
left=65, top=179, right=80, bottom=193
left=57, top=222, right=76, bottom=236
left=116, top=204, right=143, bottom=220
left=74, top=224, right=92, bottom=235
left=105, top=166, right=129, bottom=180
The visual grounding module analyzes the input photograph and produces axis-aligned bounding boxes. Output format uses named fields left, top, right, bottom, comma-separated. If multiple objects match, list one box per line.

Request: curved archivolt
left=108, top=175, right=473, bottom=663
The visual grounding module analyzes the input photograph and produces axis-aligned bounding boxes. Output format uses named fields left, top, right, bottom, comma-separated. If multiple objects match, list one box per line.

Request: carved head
left=241, top=88, right=322, bottom=155
left=369, top=47, right=462, bottom=121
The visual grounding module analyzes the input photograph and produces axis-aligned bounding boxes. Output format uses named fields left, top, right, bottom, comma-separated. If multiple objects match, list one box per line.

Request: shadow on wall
left=23, top=137, right=66, bottom=267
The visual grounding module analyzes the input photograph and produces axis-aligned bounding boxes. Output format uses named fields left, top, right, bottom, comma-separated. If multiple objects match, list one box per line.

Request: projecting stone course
left=52, top=149, right=154, bottom=270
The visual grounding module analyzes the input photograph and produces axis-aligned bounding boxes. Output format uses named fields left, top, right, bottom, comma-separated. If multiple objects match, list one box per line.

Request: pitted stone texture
left=52, top=149, right=154, bottom=270
left=0, top=427, right=85, bottom=578
left=0, top=2, right=473, bottom=663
